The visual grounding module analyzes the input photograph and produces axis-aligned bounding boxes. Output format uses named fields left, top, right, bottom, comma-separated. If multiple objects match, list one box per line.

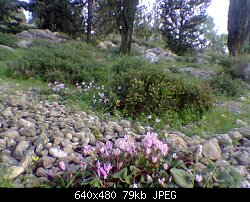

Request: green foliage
left=113, top=69, right=214, bottom=120
left=112, top=56, right=148, bottom=74
left=0, top=49, right=14, bottom=61
left=0, top=32, right=18, bottom=48
left=9, top=41, right=110, bottom=84
left=0, top=166, right=13, bottom=188
left=210, top=74, right=243, bottom=97
left=170, top=168, right=193, bottom=188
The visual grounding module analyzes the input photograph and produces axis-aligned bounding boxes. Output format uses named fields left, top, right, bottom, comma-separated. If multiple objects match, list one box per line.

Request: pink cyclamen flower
left=152, top=156, right=158, bottom=163
left=99, top=147, right=105, bottom=154
left=59, top=161, right=66, bottom=171
left=97, top=160, right=101, bottom=177
left=104, top=163, right=113, bottom=173
left=158, top=178, right=165, bottom=186
left=147, top=175, right=153, bottom=184
left=163, top=163, right=169, bottom=171
left=113, top=148, right=121, bottom=156
left=146, top=148, right=151, bottom=155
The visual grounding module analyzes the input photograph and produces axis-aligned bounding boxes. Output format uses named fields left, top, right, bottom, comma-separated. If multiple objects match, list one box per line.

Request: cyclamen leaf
left=125, top=174, right=134, bottom=185
left=170, top=168, right=193, bottom=188
left=113, top=167, right=128, bottom=179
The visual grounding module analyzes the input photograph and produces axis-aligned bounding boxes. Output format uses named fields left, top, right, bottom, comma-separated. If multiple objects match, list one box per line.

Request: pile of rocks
left=0, top=81, right=249, bottom=188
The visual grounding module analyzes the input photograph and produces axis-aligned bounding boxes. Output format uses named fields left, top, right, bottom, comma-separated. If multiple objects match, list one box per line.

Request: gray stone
left=65, top=133, right=73, bottom=141
left=23, top=174, right=41, bottom=188
left=19, top=126, right=36, bottom=137
left=39, top=150, right=48, bottom=157
left=49, top=147, right=68, bottom=158
left=235, top=151, right=250, bottom=166
left=0, top=154, right=19, bottom=166
left=0, top=45, right=15, bottom=52
left=229, top=131, right=243, bottom=140
left=237, top=127, right=250, bottom=139
left=74, top=121, right=85, bottom=132
left=0, top=139, right=6, bottom=150
left=5, top=166, right=24, bottom=179
left=50, top=110, right=62, bottom=117
left=242, top=63, right=250, bottom=82
left=216, top=134, right=233, bottom=146
left=8, top=95, right=26, bottom=107
left=164, top=133, right=187, bottom=149
left=119, top=120, right=131, bottom=128
left=40, top=133, right=50, bottom=145
left=2, top=108, right=13, bottom=117
left=37, top=156, right=56, bottom=169
left=202, top=139, right=222, bottom=160
left=36, top=167, right=49, bottom=177
left=19, top=118, right=36, bottom=128
left=13, top=141, right=30, bottom=159
left=222, top=146, right=235, bottom=154
left=188, top=56, right=209, bottom=64
left=20, top=155, right=33, bottom=170
left=179, top=67, right=216, bottom=79
left=35, top=143, right=44, bottom=154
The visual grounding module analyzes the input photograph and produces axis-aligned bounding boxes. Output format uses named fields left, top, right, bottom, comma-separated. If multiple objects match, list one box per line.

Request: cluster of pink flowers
left=96, top=161, right=113, bottom=179
left=116, top=135, right=136, bottom=156
left=143, top=131, right=169, bottom=163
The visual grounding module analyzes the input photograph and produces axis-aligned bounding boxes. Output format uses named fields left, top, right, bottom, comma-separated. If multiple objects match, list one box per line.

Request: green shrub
left=0, top=32, right=18, bottom=48
left=112, top=56, right=148, bottom=74
left=9, top=41, right=111, bottom=84
left=210, top=74, right=243, bottom=97
left=113, top=69, right=215, bottom=119
left=0, top=48, right=14, bottom=61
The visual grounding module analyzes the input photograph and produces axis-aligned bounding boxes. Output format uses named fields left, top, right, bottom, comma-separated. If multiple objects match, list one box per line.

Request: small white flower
left=195, top=174, right=203, bottom=182
left=172, top=153, right=178, bottom=160
left=155, top=118, right=161, bottom=123
left=147, top=115, right=152, bottom=119
left=198, top=145, right=203, bottom=157
left=133, top=183, right=138, bottom=188
left=163, top=163, right=169, bottom=171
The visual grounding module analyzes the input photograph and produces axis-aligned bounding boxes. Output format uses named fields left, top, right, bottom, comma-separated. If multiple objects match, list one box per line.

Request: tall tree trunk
left=117, top=0, right=138, bottom=55
left=228, top=0, right=250, bottom=56
left=87, top=0, right=93, bottom=43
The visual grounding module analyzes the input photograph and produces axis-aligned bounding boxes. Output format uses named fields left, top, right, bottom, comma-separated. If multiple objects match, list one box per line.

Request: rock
left=13, top=141, right=30, bottom=159
left=222, top=146, right=235, bottom=153
left=0, top=44, right=15, bottom=52
left=202, top=139, right=222, bottom=160
left=236, top=119, right=248, bottom=127
left=39, top=150, right=48, bottom=157
left=188, top=56, right=209, bottom=64
left=50, top=109, right=62, bottom=117
left=19, top=119, right=36, bottom=128
left=19, top=126, right=36, bottom=137
left=8, top=95, right=26, bottom=107
left=23, top=174, right=41, bottom=188
left=20, top=155, right=33, bottom=170
left=0, top=139, right=6, bottom=150
left=37, top=156, right=56, bottom=169
left=98, top=41, right=117, bottom=49
left=0, top=130, right=20, bottom=139
left=0, top=154, right=19, bottom=166
left=49, top=147, right=68, bottom=158
left=216, top=134, right=233, bottom=146
left=36, top=167, right=49, bottom=177
left=2, top=108, right=13, bottom=117
left=16, top=29, right=67, bottom=48
left=65, top=133, right=73, bottom=141
left=5, top=166, right=24, bottom=179
left=179, top=67, right=216, bottom=79
left=35, top=143, right=44, bottom=154
left=240, top=138, right=250, bottom=147
left=74, top=121, right=85, bottom=132
left=119, top=120, right=131, bottom=128
left=228, top=131, right=243, bottom=141
left=237, top=127, right=250, bottom=139
left=40, top=133, right=50, bottom=145
left=235, top=151, right=250, bottom=166
left=164, top=133, right=187, bottom=149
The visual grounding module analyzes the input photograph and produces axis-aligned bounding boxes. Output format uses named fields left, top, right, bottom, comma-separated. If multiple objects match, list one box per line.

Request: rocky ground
left=0, top=78, right=250, bottom=188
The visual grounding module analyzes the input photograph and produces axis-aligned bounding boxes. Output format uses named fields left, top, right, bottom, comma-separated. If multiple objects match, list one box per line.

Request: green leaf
left=90, top=178, right=102, bottom=188
left=130, top=165, right=141, bottom=177
left=113, top=167, right=128, bottom=179
left=170, top=168, right=193, bottom=188
left=125, top=174, right=134, bottom=185
left=81, top=177, right=96, bottom=185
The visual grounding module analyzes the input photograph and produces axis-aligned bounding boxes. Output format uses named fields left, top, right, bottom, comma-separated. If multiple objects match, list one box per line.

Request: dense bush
left=113, top=69, right=215, bottom=119
left=9, top=41, right=111, bottom=84
left=112, top=56, right=148, bottom=74
left=0, top=48, right=14, bottom=61
left=210, top=74, right=243, bottom=97
left=0, top=32, right=18, bottom=48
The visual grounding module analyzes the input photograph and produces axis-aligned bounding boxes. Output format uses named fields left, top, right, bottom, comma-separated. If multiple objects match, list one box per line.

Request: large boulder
left=179, top=67, right=216, bottom=79
left=16, top=29, right=67, bottom=48
left=98, top=41, right=117, bottom=49
left=242, top=63, right=250, bottom=82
